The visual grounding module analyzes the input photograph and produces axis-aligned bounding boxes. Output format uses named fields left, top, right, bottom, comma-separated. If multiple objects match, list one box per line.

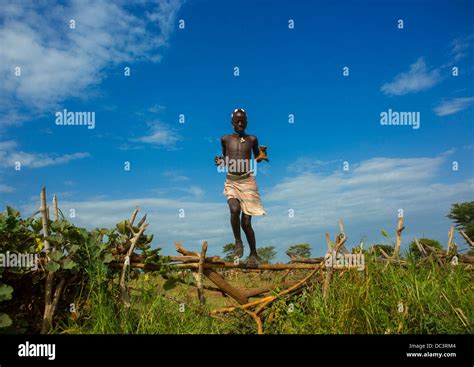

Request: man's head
left=231, top=108, right=247, bottom=134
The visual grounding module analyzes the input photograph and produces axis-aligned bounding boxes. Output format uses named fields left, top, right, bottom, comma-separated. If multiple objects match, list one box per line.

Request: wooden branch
left=137, top=214, right=147, bottom=228
left=392, top=216, right=405, bottom=259
left=211, top=267, right=321, bottom=316
left=197, top=241, right=208, bottom=305
left=41, top=272, right=55, bottom=334
left=116, top=255, right=224, bottom=264
left=112, top=261, right=324, bottom=272
left=161, top=262, right=320, bottom=271
left=244, top=281, right=296, bottom=298
left=119, top=222, right=148, bottom=307
left=203, top=268, right=248, bottom=304
left=40, top=187, right=54, bottom=334
left=211, top=295, right=275, bottom=314
left=286, top=252, right=324, bottom=264
left=175, top=242, right=198, bottom=256
left=129, top=207, right=139, bottom=227
left=52, top=194, right=59, bottom=222
left=50, top=277, right=66, bottom=320
left=255, top=267, right=320, bottom=315
left=323, top=267, right=333, bottom=300
left=244, top=310, right=263, bottom=334
left=325, top=233, right=332, bottom=253
left=39, top=187, right=51, bottom=253
left=378, top=248, right=391, bottom=259
left=161, top=273, right=225, bottom=294
left=447, top=225, right=454, bottom=255
left=334, top=233, right=347, bottom=253
left=414, top=237, right=428, bottom=257
left=459, top=230, right=474, bottom=247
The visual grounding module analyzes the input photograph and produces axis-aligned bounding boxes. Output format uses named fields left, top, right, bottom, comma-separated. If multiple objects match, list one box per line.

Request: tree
left=286, top=243, right=311, bottom=258
left=447, top=201, right=474, bottom=243
left=409, top=238, right=443, bottom=259
left=222, top=243, right=235, bottom=262
left=256, top=246, right=277, bottom=264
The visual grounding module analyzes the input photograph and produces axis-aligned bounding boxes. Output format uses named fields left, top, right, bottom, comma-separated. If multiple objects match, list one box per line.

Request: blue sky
left=1, top=0, right=473, bottom=261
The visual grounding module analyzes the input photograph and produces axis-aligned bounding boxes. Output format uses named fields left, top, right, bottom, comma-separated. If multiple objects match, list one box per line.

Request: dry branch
left=175, top=242, right=198, bottom=256
left=447, top=225, right=454, bottom=255
left=392, top=216, right=405, bottom=259
left=196, top=241, right=208, bottom=304
left=414, top=236, right=428, bottom=258
left=459, top=230, right=474, bottom=246
left=129, top=207, right=139, bottom=227
left=254, top=267, right=320, bottom=315
left=52, top=194, right=59, bottom=222
left=245, top=310, right=263, bottom=334
left=114, top=261, right=323, bottom=271
left=119, top=209, right=148, bottom=308
left=203, top=268, right=248, bottom=304
left=40, top=187, right=54, bottom=334
left=211, top=267, right=321, bottom=316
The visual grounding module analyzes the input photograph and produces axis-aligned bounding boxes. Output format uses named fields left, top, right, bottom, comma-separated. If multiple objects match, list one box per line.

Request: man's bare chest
left=226, top=137, right=253, bottom=155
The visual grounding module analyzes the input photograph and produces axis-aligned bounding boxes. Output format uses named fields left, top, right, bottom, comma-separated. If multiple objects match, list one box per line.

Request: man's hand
left=214, top=155, right=225, bottom=166
left=255, top=146, right=269, bottom=163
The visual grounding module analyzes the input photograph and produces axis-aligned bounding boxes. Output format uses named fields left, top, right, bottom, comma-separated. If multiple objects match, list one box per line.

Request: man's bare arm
left=252, top=136, right=260, bottom=160
left=214, top=136, right=226, bottom=166
left=221, top=136, right=227, bottom=157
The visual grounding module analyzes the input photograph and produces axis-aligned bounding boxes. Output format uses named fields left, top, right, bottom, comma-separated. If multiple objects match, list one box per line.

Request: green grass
left=58, top=256, right=473, bottom=334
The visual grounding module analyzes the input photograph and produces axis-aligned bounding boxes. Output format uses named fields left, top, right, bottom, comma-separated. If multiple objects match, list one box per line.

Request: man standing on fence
left=214, top=108, right=268, bottom=268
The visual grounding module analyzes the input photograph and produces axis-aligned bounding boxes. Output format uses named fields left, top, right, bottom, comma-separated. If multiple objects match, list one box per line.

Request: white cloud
left=163, top=170, right=190, bottom=182
left=180, top=185, right=205, bottom=199
left=0, top=183, right=15, bottom=193
left=0, top=140, right=90, bottom=169
left=130, top=120, right=181, bottom=148
left=450, top=34, right=474, bottom=62
left=0, top=0, right=185, bottom=126
left=381, top=58, right=441, bottom=96
left=287, top=157, right=338, bottom=173
left=434, top=97, right=474, bottom=116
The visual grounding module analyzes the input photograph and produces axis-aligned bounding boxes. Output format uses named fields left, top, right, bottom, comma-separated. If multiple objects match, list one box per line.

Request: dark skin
left=214, top=110, right=262, bottom=267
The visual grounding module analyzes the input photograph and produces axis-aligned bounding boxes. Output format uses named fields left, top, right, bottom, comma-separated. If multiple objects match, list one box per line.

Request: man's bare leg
left=241, top=213, right=258, bottom=267
left=228, top=198, right=244, bottom=258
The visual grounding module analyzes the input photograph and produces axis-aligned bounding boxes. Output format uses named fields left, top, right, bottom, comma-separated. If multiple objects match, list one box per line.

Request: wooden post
left=447, top=225, right=454, bottom=255
left=52, top=193, right=59, bottom=222
left=196, top=241, right=208, bottom=305
left=323, top=232, right=333, bottom=300
left=40, top=187, right=54, bottom=334
left=40, top=187, right=51, bottom=253
left=393, top=216, right=405, bottom=259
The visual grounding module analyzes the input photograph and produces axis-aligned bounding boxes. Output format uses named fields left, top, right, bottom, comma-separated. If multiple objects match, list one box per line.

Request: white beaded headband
left=231, top=108, right=246, bottom=118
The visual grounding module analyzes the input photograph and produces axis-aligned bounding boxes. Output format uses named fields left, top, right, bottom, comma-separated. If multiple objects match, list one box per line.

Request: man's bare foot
left=233, top=240, right=244, bottom=258
left=246, top=254, right=258, bottom=268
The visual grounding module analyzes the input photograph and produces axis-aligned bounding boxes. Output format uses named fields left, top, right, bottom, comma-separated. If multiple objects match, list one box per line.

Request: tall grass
left=265, top=256, right=473, bottom=334
left=59, top=254, right=473, bottom=334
